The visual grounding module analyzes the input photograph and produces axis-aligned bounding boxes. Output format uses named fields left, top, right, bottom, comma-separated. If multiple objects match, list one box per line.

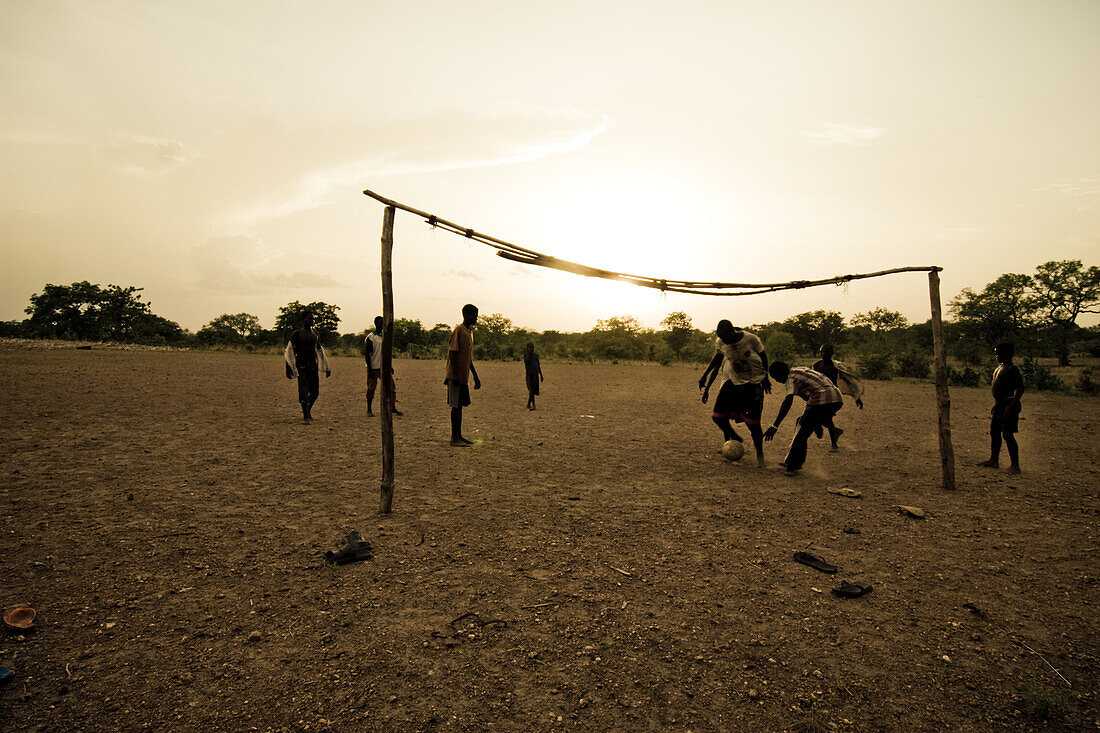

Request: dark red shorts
left=712, top=381, right=764, bottom=424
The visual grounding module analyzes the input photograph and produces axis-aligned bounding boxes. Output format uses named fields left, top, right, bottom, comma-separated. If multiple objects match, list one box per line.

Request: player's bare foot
left=756, top=456, right=766, bottom=468
left=450, top=439, right=469, bottom=447
left=392, top=409, right=403, bottom=416
left=977, top=460, right=999, bottom=468
left=460, top=436, right=474, bottom=445
left=1008, top=465, right=1021, bottom=474
left=367, top=410, right=374, bottom=417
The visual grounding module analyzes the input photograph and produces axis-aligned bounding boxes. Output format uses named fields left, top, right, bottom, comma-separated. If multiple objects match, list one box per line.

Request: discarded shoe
left=828, top=488, right=862, bottom=499
left=897, top=505, right=926, bottom=519
left=832, top=581, right=873, bottom=598
left=3, top=606, right=35, bottom=632
left=323, top=531, right=373, bottom=566
left=793, top=552, right=838, bottom=574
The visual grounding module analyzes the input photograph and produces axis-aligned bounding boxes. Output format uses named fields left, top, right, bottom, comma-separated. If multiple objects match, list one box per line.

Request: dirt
left=1, top=345, right=1098, bottom=731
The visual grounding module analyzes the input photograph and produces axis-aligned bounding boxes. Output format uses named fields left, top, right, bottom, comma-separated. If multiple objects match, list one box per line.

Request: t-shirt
left=785, top=367, right=843, bottom=406
left=365, top=332, right=383, bottom=370
left=445, top=324, right=474, bottom=384
left=714, top=331, right=766, bottom=385
left=523, top=352, right=541, bottom=375
left=290, top=328, right=320, bottom=370
left=812, top=358, right=840, bottom=386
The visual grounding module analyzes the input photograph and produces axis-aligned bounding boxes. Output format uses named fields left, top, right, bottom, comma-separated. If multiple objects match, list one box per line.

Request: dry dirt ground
left=1, top=345, right=1098, bottom=732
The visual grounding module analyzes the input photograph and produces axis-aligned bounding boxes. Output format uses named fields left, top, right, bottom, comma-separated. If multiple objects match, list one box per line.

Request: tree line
left=3, top=260, right=1097, bottom=392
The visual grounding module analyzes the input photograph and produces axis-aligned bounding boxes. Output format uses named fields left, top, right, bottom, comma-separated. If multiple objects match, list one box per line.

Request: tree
left=764, top=329, right=798, bottom=363
left=1029, top=260, right=1100, bottom=365
left=660, top=311, right=693, bottom=359
left=850, top=308, right=909, bottom=350
left=275, top=301, right=340, bottom=345
left=949, top=274, right=1037, bottom=361
left=23, top=281, right=183, bottom=343
left=474, top=313, right=514, bottom=360
left=198, top=313, right=262, bottom=344
left=781, top=310, right=846, bottom=353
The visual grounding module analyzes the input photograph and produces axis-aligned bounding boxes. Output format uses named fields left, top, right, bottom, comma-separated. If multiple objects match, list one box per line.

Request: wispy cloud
left=449, top=269, right=485, bottom=282
left=193, top=235, right=340, bottom=293
left=1041, top=177, right=1099, bottom=198
left=105, top=136, right=193, bottom=176
left=227, top=104, right=611, bottom=230
left=801, top=123, right=887, bottom=147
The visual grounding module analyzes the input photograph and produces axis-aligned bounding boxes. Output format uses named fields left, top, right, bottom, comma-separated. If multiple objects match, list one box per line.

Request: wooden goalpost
left=365, top=190, right=956, bottom=513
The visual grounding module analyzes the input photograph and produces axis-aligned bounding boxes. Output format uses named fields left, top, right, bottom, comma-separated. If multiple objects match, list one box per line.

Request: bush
left=763, top=330, right=799, bottom=364
left=1020, top=357, right=1065, bottom=391
left=859, top=353, right=894, bottom=380
left=896, top=350, right=931, bottom=379
left=948, top=366, right=982, bottom=387
left=1076, top=367, right=1099, bottom=394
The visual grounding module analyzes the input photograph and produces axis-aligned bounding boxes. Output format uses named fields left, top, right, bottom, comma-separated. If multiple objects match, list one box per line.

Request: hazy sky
left=2, top=0, right=1097, bottom=333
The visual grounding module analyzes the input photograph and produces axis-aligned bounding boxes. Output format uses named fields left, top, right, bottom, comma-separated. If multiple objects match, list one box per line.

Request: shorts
left=712, top=381, right=764, bottom=424
left=447, top=381, right=471, bottom=408
left=990, top=401, right=1021, bottom=434
left=525, top=372, right=540, bottom=395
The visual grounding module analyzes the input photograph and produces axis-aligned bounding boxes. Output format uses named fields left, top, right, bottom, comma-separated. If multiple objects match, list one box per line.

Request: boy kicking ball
left=764, top=361, right=843, bottom=476
left=978, top=342, right=1024, bottom=474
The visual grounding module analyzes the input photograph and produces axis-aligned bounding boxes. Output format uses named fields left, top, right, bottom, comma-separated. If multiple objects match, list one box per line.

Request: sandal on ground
left=324, top=531, right=374, bottom=565
left=832, top=581, right=873, bottom=598
left=793, top=552, right=838, bottom=574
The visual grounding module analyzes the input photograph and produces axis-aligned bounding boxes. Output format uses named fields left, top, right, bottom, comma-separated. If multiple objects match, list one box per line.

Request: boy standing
left=364, top=316, right=401, bottom=417
left=284, top=312, right=331, bottom=423
left=523, top=342, right=544, bottom=410
left=811, top=344, right=865, bottom=450
left=978, top=342, right=1024, bottom=474
left=699, top=320, right=771, bottom=467
left=445, top=304, right=481, bottom=446
left=763, top=361, right=843, bottom=476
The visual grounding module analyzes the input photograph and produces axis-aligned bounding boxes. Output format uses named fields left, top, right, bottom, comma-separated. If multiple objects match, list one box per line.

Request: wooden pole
left=928, top=269, right=956, bottom=490
left=379, top=206, right=396, bottom=513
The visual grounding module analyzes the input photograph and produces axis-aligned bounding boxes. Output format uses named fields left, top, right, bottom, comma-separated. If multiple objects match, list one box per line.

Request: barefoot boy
left=284, top=312, right=331, bottom=423
left=445, top=304, right=481, bottom=446
left=699, top=320, right=772, bottom=466
left=364, top=316, right=401, bottom=417
left=523, top=342, right=544, bottom=410
left=811, top=344, right=864, bottom=450
left=763, top=361, right=843, bottom=476
left=978, top=342, right=1024, bottom=474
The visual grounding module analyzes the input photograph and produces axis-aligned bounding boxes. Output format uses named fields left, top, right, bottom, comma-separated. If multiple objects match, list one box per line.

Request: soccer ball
left=721, top=439, right=745, bottom=462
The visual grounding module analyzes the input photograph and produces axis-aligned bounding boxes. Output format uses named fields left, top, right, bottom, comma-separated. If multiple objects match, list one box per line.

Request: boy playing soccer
left=523, top=342, right=544, bottom=410
left=763, top=361, right=843, bottom=476
left=811, top=343, right=864, bottom=450
left=699, top=320, right=772, bottom=467
left=978, top=342, right=1024, bottom=474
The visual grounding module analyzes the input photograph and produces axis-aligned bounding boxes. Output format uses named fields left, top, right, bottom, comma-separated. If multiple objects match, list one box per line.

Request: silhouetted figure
left=764, top=361, right=843, bottom=476
left=978, top=342, right=1024, bottom=474
left=284, top=312, right=330, bottom=423
left=445, top=304, right=481, bottom=446
left=811, top=344, right=864, bottom=450
left=699, top=320, right=772, bottom=467
left=364, top=316, right=401, bottom=417
left=523, top=342, right=544, bottom=410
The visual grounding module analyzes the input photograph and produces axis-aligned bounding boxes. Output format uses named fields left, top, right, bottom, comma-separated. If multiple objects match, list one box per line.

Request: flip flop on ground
left=793, top=552, right=838, bottom=574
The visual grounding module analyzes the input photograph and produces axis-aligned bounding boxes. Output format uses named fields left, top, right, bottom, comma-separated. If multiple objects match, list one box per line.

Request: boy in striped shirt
left=763, top=362, right=843, bottom=476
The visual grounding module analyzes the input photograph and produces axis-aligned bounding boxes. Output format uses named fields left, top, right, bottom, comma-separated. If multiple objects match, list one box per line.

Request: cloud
left=801, top=123, right=887, bottom=147
left=1041, top=177, right=1099, bottom=198
left=227, top=104, right=611, bottom=230
left=449, top=269, right=485, bottom=282
left=193, top=235, right=340, bottom=293
left=104, top=136, right=192, bottom=176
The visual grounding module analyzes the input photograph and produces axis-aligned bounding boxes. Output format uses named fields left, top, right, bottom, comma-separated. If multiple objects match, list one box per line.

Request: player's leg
left=297, top=373, right=311, bottom=421
left=784, top=405, right=822, bottom=474
left=978, top=416, right=1001, bottom=467
left=745, top=384, right=766, bottom=466
left=450, top=407, right=466, bottom=446
left=306, top=369, right=319, bottom=420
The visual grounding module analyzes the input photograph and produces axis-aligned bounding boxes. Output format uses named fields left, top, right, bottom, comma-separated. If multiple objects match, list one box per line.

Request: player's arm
left=758, top=349, right=771, bottom=393
left=365, top=338, right=373, bottom=365
left=699, top=352, right=723, bottom=395
left=1010, top=366, right=1025, bottom=405
left=470, top=362, right=481, bottom=390
left=764, top=395, right=795, bottom=441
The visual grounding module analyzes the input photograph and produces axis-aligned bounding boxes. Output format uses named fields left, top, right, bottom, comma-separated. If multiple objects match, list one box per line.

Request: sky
left=2, top=0, right=1098, bottom=334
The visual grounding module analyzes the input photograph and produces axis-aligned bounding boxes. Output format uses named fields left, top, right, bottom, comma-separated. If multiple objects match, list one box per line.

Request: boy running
left=764, top=361, right=843, bottom=476
left=978, top=342, right=1024, bottom=474
left=699, top=320, right=771, bottom=467
left=811, top=344, right=864, bottom=450
left=445, top=304, right=481, bottom=446
left=523, top=342, right=544, bottom=410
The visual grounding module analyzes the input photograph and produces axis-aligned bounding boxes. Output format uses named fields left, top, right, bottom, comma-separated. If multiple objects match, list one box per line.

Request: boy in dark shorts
left=978, top=342, right=1024, bottom=474
left=699, top=320, right=772, bottom=467
left=811, top=344, right=864, bottom=450
left=523, top=342, right=544, bottom=410
left=445, top=304, right=481, bottom=446
left=284, top=312, right=331, bottom=423
left=763, top=361, right=843, bottom=476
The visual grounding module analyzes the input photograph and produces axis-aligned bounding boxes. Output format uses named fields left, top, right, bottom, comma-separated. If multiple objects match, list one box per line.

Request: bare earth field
left=1, top=346, right=1098, bottom=732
